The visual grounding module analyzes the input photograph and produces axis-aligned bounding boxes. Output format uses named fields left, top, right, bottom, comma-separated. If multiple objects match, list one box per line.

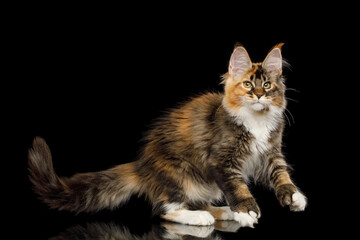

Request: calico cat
left=28, top=43, right=307, bottom=228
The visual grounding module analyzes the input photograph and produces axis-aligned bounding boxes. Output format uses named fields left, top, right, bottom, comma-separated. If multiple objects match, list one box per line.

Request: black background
left=4, top=3, right=356, bottom=239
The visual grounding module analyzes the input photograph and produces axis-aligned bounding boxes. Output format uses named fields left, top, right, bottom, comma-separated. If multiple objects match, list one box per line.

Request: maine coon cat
left=28, top=43, right=307, bottom=228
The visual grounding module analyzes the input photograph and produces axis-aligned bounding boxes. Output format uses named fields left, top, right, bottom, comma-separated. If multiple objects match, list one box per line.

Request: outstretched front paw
left=290, top=191, right=307, bottom=211
left=276, top=184, right=307, bottom=211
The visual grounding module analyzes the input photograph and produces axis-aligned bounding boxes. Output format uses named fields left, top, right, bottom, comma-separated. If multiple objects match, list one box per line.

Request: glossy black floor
left=22, top=187, right=317, bottom=239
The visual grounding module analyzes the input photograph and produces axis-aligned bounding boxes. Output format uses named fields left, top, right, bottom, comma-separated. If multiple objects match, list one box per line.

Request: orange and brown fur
left=28, top=43, right=307, bottom=227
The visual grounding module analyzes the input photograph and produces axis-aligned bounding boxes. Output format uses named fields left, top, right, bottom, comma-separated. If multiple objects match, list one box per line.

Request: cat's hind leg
left=208, top=205, right=259, bottom=228
left=206, top=205, right=235, bottom=221
left=161, top=203, right=215, bottom=226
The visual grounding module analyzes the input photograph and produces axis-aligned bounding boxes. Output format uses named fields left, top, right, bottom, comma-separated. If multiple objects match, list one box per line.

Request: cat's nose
left=255, top=93, right=263, bottom=99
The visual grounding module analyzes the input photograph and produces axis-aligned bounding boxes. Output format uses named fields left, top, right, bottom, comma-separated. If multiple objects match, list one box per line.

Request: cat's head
left=222, top=44, right=287, bottom=114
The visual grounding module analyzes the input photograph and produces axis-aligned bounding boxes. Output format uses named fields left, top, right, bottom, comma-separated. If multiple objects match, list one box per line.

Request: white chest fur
left=232, top=105, right=284, bottom=181
left=235, top=105, right=282, bottom=143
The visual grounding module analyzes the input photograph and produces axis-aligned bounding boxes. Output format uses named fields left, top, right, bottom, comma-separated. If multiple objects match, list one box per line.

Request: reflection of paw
left=162, top=222, right=214, bottom=238
left=214, top=221, right=241, bottom=232
left=290, top=192, right=307, bottom=212
left=233, top=211, right=259, bottom=228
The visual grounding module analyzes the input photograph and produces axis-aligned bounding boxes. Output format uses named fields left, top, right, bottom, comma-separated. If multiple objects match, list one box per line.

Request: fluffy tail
left=28, top=137, right=141, bottom=214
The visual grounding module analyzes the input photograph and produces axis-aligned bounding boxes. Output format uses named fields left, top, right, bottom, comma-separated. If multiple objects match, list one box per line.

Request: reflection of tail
left=49, top=222, right=158, bottom=240
left=28, top=137, right=141, bottom=213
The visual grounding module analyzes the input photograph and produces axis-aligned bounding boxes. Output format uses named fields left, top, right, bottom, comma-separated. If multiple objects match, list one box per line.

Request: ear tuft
left=228, top=46, right=252, bottom=78
left=262, top=43, right=284, bottom=77
left=273, top=42, right=284, bottom=50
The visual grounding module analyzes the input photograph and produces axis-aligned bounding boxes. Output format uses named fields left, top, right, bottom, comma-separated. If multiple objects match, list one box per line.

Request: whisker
left=283, top=111, right=291, bottom=126
left=269, top=96, right=296, bottom=126
left=286, top=97, right=299, bottom=103
left=286, top=88, right=300, bottom=93
left=285, top=108, right=295, bottom=124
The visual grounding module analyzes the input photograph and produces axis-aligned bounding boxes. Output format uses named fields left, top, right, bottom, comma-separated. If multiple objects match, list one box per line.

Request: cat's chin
left=250, top=103, right=266, bottom=111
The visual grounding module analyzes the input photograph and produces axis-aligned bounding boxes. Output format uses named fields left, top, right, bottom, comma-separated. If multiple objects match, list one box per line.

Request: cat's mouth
left=251, top=102, right=266, bottom=111
left=241, top=97, right=271, bottom=111
left=248, top=98, right=273, bottom=111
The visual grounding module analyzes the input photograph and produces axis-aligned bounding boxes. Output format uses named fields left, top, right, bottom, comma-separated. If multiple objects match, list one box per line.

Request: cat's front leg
left=232, top=197, right=260, bottom=228
left=266, top=154, right=307, bottom=211
left=210, top=165, right=260, bottom=227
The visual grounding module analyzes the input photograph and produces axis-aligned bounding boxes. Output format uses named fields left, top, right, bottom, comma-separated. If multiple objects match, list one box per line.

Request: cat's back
left=166, top=92, right=224, bottom=133
left=171, top=92, right=224, bottom=120
left=142, top=92, right=224, bottom=153
left=149, top=92, right=223, bottom=128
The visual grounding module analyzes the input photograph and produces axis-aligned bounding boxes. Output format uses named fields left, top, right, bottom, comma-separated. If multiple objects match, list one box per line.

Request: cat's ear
left=229, top=46, right=252, bottom=78
left=262, top=43, right=284, bottom=77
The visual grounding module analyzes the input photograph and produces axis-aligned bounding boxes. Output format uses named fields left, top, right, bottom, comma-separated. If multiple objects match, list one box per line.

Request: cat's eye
left=243, top=81, right=252, bottom=88
left=263, top=82, right=271, bottom=89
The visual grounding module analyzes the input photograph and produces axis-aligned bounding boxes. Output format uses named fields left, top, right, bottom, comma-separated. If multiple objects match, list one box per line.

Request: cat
left=28, top=43, right=307, bottom=228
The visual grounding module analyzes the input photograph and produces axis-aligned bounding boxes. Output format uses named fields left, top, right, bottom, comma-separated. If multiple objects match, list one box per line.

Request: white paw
left=233, top=211, right=258, bottom=228
left=187, top=211, right=215, bottom=225
left=164, top=210, right=215, bottom=226
left=291, top=191, right=307, bottom=211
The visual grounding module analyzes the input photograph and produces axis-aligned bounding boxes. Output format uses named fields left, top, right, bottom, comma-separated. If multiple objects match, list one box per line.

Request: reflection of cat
left=29, top=44, right=306, bottom=228
left=49, top=221, right=241, bottom=239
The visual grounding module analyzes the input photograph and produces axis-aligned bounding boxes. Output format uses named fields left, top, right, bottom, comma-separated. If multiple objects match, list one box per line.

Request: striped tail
left=28, top=137, right=141, bottom=214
